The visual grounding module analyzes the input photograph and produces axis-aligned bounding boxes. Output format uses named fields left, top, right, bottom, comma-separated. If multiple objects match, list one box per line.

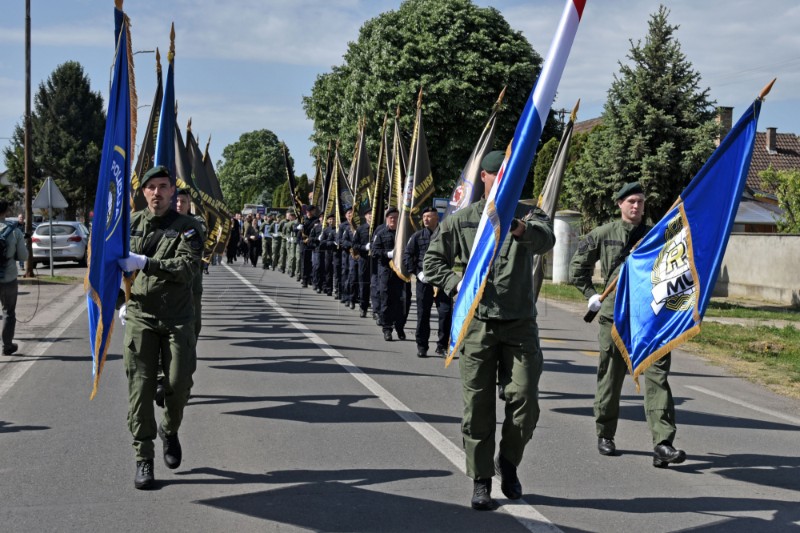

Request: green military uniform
left=261, top=219, right=273, bottom=269
left=270, top=217, right=283, bottom=271
left=568, top=219, right=677, bottom=446
left=276, top=219, right=288, bottom=272
left=284, top=217, right=297, bottom=277
left=125, top=208, right=203, bottom=461
left=193, top=214, right=207, bottom=339
left=424, top=198, right=555, bottom=480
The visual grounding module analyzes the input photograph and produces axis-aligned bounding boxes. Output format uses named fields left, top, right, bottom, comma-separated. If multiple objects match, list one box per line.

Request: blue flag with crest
left=85, top=2, right=134, bottom=399
left=612, top=98, right=763, bottom=388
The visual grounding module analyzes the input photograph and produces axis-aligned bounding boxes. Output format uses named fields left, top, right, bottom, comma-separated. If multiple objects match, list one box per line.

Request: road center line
left=0, top=297, right=87, bottom=401
left=685, top=385, right=800, bottom=426
left=225, top=265, right=562, bottom=533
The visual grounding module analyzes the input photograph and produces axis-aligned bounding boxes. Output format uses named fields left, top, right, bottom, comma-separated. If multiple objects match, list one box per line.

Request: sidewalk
left=15, top=278, right=85, bottom=350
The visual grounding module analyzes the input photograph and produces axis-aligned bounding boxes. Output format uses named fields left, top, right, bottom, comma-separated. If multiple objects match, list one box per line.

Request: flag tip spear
left=115, top=0, right=123, bottom=10
left=758, top=78, right=777, bottom=100
left=571, top=99, right=580, bottom=122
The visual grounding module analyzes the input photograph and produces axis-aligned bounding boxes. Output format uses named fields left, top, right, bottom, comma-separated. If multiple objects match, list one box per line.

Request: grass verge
left=684, top=323, right=800, bottom=399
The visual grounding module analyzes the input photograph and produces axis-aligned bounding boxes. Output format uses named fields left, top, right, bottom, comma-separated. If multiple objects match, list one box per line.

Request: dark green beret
left=176, top=188, right=191, bottom=197
left=385, top=206, right=399, bottom=217
left=480, top=150, right=505, bottom=173
left=141, top=165, right=171, bottom=186
left=615, top=182, right=644, bottom=201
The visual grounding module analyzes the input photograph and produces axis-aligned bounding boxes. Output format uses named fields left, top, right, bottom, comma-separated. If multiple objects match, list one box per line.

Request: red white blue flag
left=447, top=0, right=586, bottom=365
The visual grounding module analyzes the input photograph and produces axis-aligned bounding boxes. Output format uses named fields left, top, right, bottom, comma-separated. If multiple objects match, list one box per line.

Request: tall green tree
left=566, top=6, right=717, bottom=227
left=303, top=0, right=560, bottom=198
left=760, top=167, right=800, bottom=233
left=216, top=129, right=288, bottom=211
left=3, top=61, right=105, bottom=219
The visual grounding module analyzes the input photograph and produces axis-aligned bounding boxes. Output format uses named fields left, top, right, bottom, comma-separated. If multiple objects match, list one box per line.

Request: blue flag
left=612, top=99, right=762, bottom=388
left=446, top=0, right=586, bottom=366
left=85, top=3, right=134, bottom=399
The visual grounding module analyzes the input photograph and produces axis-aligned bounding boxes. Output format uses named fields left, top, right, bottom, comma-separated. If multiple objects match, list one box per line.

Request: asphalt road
left=1, top=262, right=798, bottom=532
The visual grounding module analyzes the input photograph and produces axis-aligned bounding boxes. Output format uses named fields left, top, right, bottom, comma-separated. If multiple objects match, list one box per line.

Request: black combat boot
left=471, top=479, right=494, bottom=510
left=134, top=460, right=155, bottom=490
left=495, top=454, right=522, bottom=500
left=396, top=328, right=406, bottom=340
left=598, top=437, right=616, bottom=456
left=158, top=424, right=182, bottom=469
left=653, top=442, right=686, bottom=468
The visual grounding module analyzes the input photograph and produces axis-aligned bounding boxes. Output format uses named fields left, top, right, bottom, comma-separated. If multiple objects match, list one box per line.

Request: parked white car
left=31, top=221, right=90, bottom=266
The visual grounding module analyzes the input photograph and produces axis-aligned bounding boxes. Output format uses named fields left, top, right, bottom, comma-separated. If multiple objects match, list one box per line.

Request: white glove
left=588, top=294, right=602, bottom=312
left=118, top=304, right=127, bottom=326
left=272, top=233, right=279, bottom=238
left=118, top=253, right=147, bottom=272
left=456, top=279, right=463, bottom=293
left=318, top=233, right=323, bottom=242
left=365, top=243, right=371, bottom=251
left=296, top=224, right=304, bottom=231
left=387, top=250, right=394, bottom=259
left=417, top=271, right=426, bottom=283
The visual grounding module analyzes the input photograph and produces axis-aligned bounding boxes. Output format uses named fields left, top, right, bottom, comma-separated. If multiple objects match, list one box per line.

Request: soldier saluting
left=117, top=165, right=204, bottom=490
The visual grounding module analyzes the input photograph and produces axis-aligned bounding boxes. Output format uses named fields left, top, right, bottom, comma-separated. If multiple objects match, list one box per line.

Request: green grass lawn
left=688, top=322, right=800, bottom=396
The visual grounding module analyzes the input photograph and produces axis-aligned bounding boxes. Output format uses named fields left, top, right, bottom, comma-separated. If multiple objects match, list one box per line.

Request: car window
left=35, top=224, right=77, bottom=236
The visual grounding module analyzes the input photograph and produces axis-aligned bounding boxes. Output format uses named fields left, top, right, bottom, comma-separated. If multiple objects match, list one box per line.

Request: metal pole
left=48, top=179, right=54, bottom=277
left=24, top=0, right=33, bottom=278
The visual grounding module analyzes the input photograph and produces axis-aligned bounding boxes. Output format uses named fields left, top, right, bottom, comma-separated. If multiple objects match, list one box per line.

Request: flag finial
left=758, top=78, right=777, bottom=100
left=115, top=0, right=123, bottom=10
left=155, top=48, right=161, bottom=73
left=395, top=105, right=401, bottom=118
left=168, top=22, right=175, bottom=63
left=416, top=87, right=424, bottom=109
left=571, top=99, right=580, bottom=122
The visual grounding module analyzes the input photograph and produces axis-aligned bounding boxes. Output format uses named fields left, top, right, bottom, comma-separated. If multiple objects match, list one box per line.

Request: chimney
left=766, top=127, right=778, bottom=154
left=716, top=106, right=733, bottom=146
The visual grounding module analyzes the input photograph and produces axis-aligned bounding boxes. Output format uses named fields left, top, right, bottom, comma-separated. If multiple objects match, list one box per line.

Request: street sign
left=32, top=177, right=69, bottom=209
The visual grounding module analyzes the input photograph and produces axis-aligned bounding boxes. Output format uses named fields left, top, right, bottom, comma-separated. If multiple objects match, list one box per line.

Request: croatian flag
left=446, top=0, right=586, bottom=366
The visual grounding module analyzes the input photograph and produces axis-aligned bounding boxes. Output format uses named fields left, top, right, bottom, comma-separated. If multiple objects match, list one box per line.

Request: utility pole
left=23, top=0, right=34, bottom=278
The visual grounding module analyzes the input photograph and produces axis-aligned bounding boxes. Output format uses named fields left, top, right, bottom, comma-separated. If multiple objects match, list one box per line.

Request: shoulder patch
left=164, top=229, right=179, bottom=238
left=183, top=228, right=197, bottom=239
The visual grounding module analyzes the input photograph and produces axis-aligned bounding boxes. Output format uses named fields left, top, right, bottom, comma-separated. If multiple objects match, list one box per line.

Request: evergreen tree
left=566, top=6, right=717, bottom=227
left=3, top=61, right=105, bottom=219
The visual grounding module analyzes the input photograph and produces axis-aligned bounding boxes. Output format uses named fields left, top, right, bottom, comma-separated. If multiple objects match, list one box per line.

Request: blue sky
left=1, top=0, right=799, bottom=179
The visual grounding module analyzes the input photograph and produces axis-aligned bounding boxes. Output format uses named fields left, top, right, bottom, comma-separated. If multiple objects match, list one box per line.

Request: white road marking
left=226, top=265, right=562, bottom=533
left=0, top=298, right=87, bottom=400
left=686, top=385, right=800, bottom=426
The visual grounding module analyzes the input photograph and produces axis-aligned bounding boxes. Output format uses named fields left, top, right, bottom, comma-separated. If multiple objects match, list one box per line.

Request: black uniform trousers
left=414, top=280, right=453, bottom=351
left=378, top=267, right=407, bottom=334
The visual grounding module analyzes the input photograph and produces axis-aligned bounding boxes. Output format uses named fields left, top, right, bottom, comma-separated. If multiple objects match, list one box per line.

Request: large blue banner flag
left=85, top=1, right=135, bottom=399
left=612, top=95, right=766, bottom=388
left=446, top=0, right=586, bottom=366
